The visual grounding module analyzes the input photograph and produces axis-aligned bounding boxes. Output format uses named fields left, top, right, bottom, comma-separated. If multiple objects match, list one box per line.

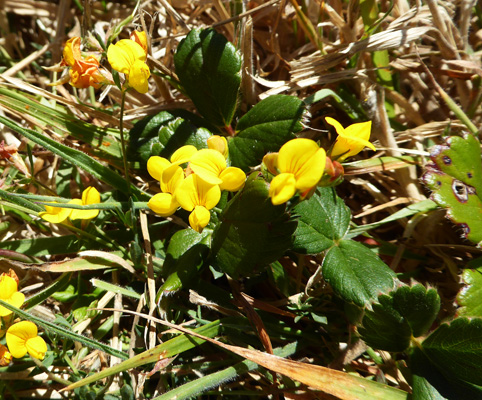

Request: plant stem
left=119, top=90, right=131, bottom=194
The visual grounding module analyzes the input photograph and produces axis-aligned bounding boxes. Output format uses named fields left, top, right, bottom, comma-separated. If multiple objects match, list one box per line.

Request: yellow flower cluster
left=56, top=30, right=150, bottom=93
left=0, top=271, right=48, bottom=365
left=147, top=136, right=246, bottom=232
left=39, top=186, right=101, bottom=224
left=264, top=117, right=375, bottom=205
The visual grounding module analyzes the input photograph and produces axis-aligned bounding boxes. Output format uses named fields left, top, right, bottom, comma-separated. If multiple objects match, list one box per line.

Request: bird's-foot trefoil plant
left=1, top=12, right=482, bottom=400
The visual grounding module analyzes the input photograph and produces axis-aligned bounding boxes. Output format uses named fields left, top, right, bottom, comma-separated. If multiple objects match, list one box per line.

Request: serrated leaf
left=211, top=176, right=297, bottom=278
left=159, top=229, right=211, bottom=294
left=174, top=28, right=241, bottom=129
left=323, top=240, right=396, bottom=307
left=229, top=95, right=304, bottom=171
left=292, top=187, right=351, bottom=254
left=359, top=285, right=440, bottom=352
left=422, top=318, right=482, bottom=387
left=422, top=135, right=482, bottom=245
left=128, top=110, right=211, bottom=162
left=457, top=267, right=482, bottom=317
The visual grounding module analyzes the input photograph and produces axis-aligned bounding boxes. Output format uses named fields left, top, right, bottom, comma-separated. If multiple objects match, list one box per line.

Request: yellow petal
left=147, top=156, right=171, bottom=181
left=107, top=40, right=146, bottom=74
left=161, top=164, right=184, bottom=194
left=176, top=174, right=221, bottom=212
left=25, top=335, right=47, bottom=360
left=148, top=193, right=179, bottom=217
left=39, top=202, right=72, bottom=224
left=294, top=148, right=326, bottom=192
left=82, top=186, right=100, bottom=205
left=130, top=30, right=148, bottom=54
left=62, top=37, right=81, bottom=67
left=189, top=206, right=211, bottom=232
left=69, top=198, right=99, bottom=221
left=262, top=152, right=279, bottom=175
left=326, top=118, right=375, bottom=161
left=219, top=167, right=246, bottom=191
left=0, top=276, right=18, bottom=299
left=207, top=135, right=228, bottom=158
left=0, top=344, right=12, bottom=366
left=0, top=277, right=24, bottom=317
left=171, top=145, right=198, bottom=165
left=6, top=321, right=38, bottom=359
left=277, top=139, right=326, bottom=191
left=189, top=149, right=225, bottom=185
left=128, top=60, right=150, bottom=93
left=269, top=173, right=297, bottom=205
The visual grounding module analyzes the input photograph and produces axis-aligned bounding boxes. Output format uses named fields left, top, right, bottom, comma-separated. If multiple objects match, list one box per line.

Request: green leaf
left=422, top=318, right=482, bottom=387
left=174, top=28, right=241, bottom=129
left=292, top=187, right=351, bottom=254
left=158, top=228, right=211, bottom=294
left=0, top=235, right=82, bottom=256
left=0, top=188, right=43, bottom=213
left=422, top=134, right=482, bottom=245
left=457, top=267, right=482, bottom=317
left=322, top=240, right=397, bottom=307
left=358, top=285, right=440, bottom=352
left=229, top=95, right=304, bottom=171
left=410, top=347, right=482, bottom=400
left=127, top=110, right=211, bottom=162
left=0, top=115, right=146, bottom=199
left=211, top=176, right=297, bottom=278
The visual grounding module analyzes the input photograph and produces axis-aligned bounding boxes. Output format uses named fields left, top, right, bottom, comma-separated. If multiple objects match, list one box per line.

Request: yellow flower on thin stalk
left=325, top=117, right=375, bottom=162
left=107, top=31, right=150, bottom=93
left=175, top=174, right=221, bottom=232
left=0, top=275, right=25, bottom=318
left=6, top=321, right=47, bottom=360
left=266, top=138, right=326, bottom=206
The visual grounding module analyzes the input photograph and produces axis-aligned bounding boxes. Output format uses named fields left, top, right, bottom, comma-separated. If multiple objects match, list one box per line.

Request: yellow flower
left=0, top=275, right=25, bottom=317
left=175, top=174, right=221, bottom=232
left=6, top=321, right=47, bottom=360
left=0, top=344, right=12, bottom=366
left=207, top=135, right=228, bottom=158
left=39, top=202, right=73, bottom=224
left=130, top=30, right=148, bottom=53
left=267, top=138, right=326, bottom=205
left=189, top=149, right=246, bottom=191
left=69, top=186, right=101, bottom=220
left=147, top=146, right=198, bottom=217
left=325, top=117, right=375, bottom=162
left=39, top=187, right=101, bottom=223
left=107, top=33, right=150, bottom=93
left=59, top=37, right=110, bottom=89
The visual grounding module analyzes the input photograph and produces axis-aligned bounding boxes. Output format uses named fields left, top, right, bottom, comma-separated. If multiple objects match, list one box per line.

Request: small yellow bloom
left=70, top=186, right=101, bottom=220
left=107, top=33, right=150, bottom=93
left=325, top=117, right=375, bottom=162
left=0, top=275, right=25, bottom=317
left=59, top=37, right=110, bottom=89
left=268, top=138, right=326, bottom=205
left=207, top=135, right=228, bottom=158
left=6, top=321, right=47, bottom=360
left=0, top=344, right=12, bottom=366
left=189, top=149, right=246, bottom=191
left=175, top=174, right=221, bottom=232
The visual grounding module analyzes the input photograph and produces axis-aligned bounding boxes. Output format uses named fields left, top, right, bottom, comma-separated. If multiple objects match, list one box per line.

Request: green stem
left=119, top=90, right=131, bottom=194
